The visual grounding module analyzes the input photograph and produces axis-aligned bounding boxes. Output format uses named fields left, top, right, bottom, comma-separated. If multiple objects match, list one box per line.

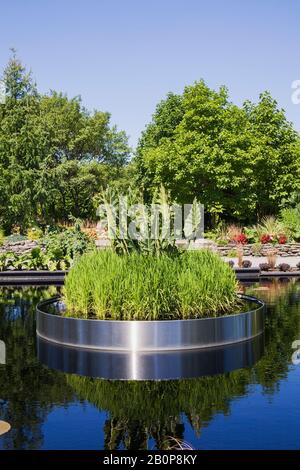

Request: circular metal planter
left=36, top=294, right=265, bottom=352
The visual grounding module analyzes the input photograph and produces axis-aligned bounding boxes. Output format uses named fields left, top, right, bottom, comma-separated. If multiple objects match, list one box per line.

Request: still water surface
left=0, top=279, right=300, bottom=450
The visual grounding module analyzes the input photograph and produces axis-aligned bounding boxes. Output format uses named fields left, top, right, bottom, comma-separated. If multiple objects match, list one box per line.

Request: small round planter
left=36, top=294, right=265, bottom=352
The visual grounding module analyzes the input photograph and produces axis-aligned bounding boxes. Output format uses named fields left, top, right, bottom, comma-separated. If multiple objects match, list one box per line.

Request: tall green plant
left=63, top=250, right=240, bottom=320
left=98, top=185, right=181, bottom=256
left=98, top=185, right=203, bottom=255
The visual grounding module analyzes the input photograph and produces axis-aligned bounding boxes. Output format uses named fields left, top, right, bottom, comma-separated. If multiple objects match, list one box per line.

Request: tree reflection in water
left=69, top=278, right=300, bottom=449
left=0, top=279, right=300, bottom=449
left=0, top=287, right=74, bottom=449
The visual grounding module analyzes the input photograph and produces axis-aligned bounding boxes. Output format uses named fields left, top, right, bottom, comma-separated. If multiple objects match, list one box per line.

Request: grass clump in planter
left=63, top=249, right=241, bottom=320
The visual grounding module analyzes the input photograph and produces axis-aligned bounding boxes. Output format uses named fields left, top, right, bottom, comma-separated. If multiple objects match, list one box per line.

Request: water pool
left=0, top=279, right=300, bottom=450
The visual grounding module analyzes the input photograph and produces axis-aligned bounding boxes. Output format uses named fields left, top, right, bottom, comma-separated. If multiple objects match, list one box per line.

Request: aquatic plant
left=63, top=249, right=240, bottom=320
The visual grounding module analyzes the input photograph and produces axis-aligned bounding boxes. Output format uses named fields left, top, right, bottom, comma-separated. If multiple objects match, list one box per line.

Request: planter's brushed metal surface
left=37, top=333, right=264, bottom=380
left=36, top=294, right=265, bottom=352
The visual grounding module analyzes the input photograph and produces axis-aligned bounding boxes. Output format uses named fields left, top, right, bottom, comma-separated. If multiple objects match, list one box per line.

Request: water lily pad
left=0, top=421, right=11, bottom=436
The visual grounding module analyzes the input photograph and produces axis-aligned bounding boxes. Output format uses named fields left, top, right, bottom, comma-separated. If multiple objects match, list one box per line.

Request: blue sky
left=1, top=0, right=300, bottom=147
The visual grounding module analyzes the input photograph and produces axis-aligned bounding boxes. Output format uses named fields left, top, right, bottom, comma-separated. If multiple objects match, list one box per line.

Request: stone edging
left=216, top=242, right=300, bottom=257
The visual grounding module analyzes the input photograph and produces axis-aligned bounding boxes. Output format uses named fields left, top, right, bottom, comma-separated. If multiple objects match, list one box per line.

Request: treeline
left=136, top=82, right=300, bottom=224
left=1, top=53, right=300, bottom=232
left=0, top=53, right=132, bottom=232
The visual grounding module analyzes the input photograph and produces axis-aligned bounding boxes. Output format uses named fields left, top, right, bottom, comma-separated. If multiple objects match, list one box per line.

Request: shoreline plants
left=0, top=223, right=94, bottom=271
left=63, top=249, right=241, bottom=321
left=207, top=216, right=292, bottom=246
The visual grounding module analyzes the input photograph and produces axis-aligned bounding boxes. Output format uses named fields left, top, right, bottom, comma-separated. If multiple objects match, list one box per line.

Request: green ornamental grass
left=63, top=249, right=241, bottom=320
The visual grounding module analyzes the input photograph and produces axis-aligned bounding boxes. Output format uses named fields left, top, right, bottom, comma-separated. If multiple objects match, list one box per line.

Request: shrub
left=257, top=216, right=285, bottom=239
left=63, top=250, right=241, bottom=320
left=226, top=225, right=242, bottom=241
left=213, top=224, right=249, bottom=246
left=242, top=260, right=252, bottom=268
left=233, top=233, right=248, bottom=244
left=227, top=249, right=237, bottom=257
left=81, top=227, right=98, bottom=240
left=43, top=227, right=94, bottom=263
left=255, top=216, right=287, bottom=244
left=280, top=208, right=300, bottom=241
left=0, top=227, right=94, bottom=271
left=259, top=263, right=271, bottom=271
left=251, top=243, right=262, bottom=256
left=278, top=234, right=287, bottom=244
left=204, top=230, right=217, bottom=241
left=260, top=233, right=287, bottom=244
left=216, top=238, right=229, bottom=246
left=27, top=227, right=43, bottom=241
left=278, top=263, right=291, bottom=272
left=0, top=249, right=45, bottom=271
left=243, top=227, right=259, bottom=244
left=260, top=234, right=273, bottom=244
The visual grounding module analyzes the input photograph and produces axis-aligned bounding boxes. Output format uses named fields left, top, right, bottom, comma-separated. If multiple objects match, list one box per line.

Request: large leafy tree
left=136, top=81, right=300, bottom=224
left=0, top=53, right=131, bottom=231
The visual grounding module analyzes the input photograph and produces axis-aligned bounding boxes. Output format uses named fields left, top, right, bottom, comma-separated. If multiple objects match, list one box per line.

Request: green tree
left=3, top=49, right=37, bottom=100
left=0, top=53, right=131, bottom=231
left=136, top=81, right=300, bottom=224
left=244, top=92, right=300, bottom=216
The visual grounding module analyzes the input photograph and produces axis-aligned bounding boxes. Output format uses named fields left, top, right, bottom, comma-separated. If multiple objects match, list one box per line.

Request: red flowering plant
left=260, top=234, right=273, bottom=244
left=257, top=217, right=288, bottom=245
left=233, top=233, right=248, bottom=244
left=260, top=233, right=287, bottom=244
left=277, top=234, right=287, bottom=244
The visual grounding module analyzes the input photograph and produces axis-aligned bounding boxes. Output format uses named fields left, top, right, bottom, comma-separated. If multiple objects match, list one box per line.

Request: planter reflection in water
left=3, top=283, right=299, bottom=449
left=36, top=294, right=265, bottom=380
left=37, top=334, right=264, bottom=380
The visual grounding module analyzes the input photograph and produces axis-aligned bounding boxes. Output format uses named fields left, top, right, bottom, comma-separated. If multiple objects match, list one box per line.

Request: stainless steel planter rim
left=37, top=294, right=264, bottom=322
left=36, top=294, right=265, bottom=352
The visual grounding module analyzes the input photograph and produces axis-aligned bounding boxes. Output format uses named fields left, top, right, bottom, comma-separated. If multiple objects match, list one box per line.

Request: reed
left=63, top=249, right=240, bottom=320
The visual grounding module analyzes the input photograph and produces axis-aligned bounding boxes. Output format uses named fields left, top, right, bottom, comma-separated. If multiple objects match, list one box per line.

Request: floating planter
left=36, top=294, right=264, bottom=352
left=36, top=250, right=265, bottom=379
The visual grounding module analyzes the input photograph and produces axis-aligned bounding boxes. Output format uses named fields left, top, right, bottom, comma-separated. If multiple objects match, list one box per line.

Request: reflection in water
left=0, top=280, right=300, bottom=449
left=0, top=287, right=74, bottom=449
left=68, top=372, right=256, bottom=449
left=37, top=334, right=265, bottom=380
